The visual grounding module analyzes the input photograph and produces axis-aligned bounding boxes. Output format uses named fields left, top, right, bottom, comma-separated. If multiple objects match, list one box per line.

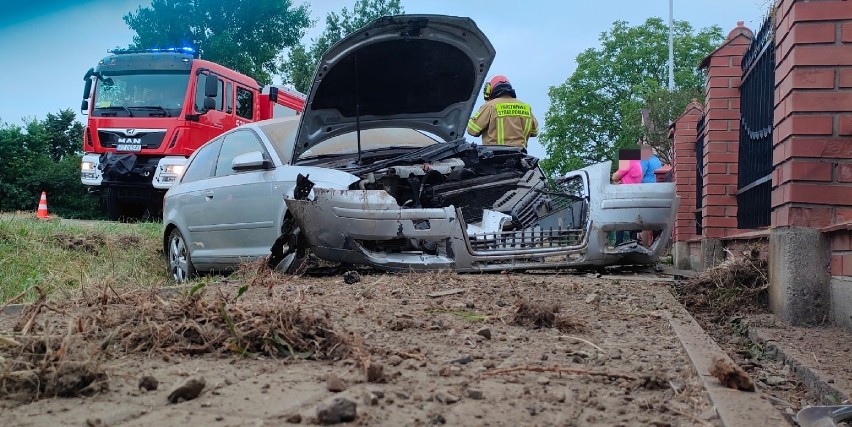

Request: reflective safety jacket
left=466, top=96, right=539, bottom=148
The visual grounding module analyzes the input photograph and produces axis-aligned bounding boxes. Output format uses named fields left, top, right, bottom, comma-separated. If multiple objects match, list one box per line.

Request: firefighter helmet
left=483, top=75, right=511, bottom=100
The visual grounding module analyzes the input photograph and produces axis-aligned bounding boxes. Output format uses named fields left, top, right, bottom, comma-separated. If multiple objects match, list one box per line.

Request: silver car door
left=204, top=129, right=278, bottom=261
left=173, top=137, right=223, bottom=266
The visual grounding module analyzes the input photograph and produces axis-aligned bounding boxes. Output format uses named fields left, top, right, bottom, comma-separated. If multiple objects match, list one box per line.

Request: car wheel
left=167, top=228, right=195, bottom=283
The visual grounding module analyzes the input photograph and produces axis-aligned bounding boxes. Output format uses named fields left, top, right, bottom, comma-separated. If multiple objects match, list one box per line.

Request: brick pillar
left=772, top=0, right=852, bottom=228
left=769, top=0, right=852, bottom=326
left=699, top=22, right=754, bottom=241
left=670, top=101, right=704, bottom=270
left=671, top=100, right=703, bottom=244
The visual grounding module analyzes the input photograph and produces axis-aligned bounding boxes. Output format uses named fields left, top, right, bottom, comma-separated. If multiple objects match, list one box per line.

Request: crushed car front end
left=285, top=161, right=678, bottom=272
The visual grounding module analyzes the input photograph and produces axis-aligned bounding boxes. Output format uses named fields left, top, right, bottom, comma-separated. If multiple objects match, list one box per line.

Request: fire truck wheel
left=167, top=228, right=195, bottom=283
left=106, top=187, right=142, bottom=222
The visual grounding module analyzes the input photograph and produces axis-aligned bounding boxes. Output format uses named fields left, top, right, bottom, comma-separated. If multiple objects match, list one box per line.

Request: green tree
left=24, top=110, right=83, bottom=162
left=123, top=0, right=312, bottom=84
left=641, top=86, right=702, bottom=165
left=0, top=111, right=102, bottom=219
left=281, top=0, right=404, bottom=93
left=540, top=18, right=724, bottom=176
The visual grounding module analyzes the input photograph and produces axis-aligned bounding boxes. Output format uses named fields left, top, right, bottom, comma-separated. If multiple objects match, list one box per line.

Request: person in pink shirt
left=611, top=149, right=644, bottom=245
left=611, top=158, right=643, bottom=184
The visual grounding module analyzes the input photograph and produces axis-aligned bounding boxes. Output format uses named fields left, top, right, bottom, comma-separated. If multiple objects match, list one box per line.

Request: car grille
left=503, top=189, right=551, bottom=226
left=468, top=227, right=584, bottom=252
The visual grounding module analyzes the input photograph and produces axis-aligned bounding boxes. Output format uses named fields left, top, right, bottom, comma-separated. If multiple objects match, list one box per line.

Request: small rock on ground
left=138, top=375, right=158, bottom=392
left=326, top=373, right=347, bottom=392
left=476, top=327, right=492, bottom=340
left=343, top=271, right=360, bottom=284
left=434, top=390, right=459, bottom=405
left=367, top=387, right=385, bottom=398
left=387, top=355, right=404, bottom=366
left=362, top=391, right=379, bottom=406
left=468, top=388, right=483, bottom=400
left=366, top=363, right=386, bottom=383
left=167, top=377, right=206, bottom=404
left=316, top=397, right=357, bottom=424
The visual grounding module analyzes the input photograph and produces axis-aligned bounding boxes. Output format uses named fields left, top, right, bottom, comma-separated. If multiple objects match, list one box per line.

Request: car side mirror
left=81, top=100, right=89, bottom=112
left=231, top=151, right=272, bottom=171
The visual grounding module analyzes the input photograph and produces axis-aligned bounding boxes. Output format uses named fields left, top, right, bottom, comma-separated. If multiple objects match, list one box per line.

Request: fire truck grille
left=98, top=130, right=166, bottom=150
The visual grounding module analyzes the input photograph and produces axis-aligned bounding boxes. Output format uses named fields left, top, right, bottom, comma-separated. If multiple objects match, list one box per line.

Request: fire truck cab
left=80, top=47, right=305, bottom=220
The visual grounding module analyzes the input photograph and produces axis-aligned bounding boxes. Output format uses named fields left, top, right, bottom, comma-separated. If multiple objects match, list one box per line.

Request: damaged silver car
left=162, top=14, right=678, bottom=281
left=278, top=14, right=679, bottom=273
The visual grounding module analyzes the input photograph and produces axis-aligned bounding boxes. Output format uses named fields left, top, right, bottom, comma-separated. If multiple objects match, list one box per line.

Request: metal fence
left=737, top=15, right=774, bottom=229
left=696, top=114, right=706, bottom=236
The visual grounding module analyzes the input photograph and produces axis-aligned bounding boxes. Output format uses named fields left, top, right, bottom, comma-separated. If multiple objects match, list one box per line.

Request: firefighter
left=466, top=75, right=539, bottom=149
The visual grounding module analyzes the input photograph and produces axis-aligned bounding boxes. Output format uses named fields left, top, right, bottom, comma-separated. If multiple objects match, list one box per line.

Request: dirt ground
left=0, top=271, right=723, bottom=427
left=671, top=249, right=851, bottom=416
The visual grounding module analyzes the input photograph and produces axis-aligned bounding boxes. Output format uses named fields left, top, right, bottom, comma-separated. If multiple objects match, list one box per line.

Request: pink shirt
left=618, top=160, right=644, bottom=184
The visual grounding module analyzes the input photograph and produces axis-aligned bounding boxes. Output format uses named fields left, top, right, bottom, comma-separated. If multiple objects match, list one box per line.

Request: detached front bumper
left=285, top=188, right=620, bottom=272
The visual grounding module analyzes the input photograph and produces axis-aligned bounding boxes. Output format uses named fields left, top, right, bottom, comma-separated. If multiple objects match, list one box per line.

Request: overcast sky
left=0, top=0, right=771, bottom=159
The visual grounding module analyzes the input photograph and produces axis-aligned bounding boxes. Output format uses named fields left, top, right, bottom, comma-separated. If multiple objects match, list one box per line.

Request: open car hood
left=292, top=14, right=496, bottom=162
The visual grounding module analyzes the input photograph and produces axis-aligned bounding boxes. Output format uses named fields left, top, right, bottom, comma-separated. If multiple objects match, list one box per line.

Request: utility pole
left=668, top=0, right=675, bottom=91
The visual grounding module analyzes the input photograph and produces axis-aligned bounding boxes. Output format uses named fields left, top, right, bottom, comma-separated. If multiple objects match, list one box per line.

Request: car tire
left=167, top=228, right=195, bottom=283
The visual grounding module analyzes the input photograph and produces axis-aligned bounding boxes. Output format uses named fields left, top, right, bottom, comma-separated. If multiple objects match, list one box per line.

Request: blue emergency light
left=108, top=47, right=196, bottom=55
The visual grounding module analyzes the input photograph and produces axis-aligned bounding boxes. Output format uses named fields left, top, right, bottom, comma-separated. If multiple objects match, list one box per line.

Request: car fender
left=272, top=165, right=359, bottom=233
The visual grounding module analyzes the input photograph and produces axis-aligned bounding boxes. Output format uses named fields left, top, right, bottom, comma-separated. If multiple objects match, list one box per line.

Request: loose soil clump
left=53, top=232, right=105, bottom=255
left=0, top=334, right=107, bottom=401
left=511, top=299, right=586, bottom=332
left=709, top=356, right=756, bottom=392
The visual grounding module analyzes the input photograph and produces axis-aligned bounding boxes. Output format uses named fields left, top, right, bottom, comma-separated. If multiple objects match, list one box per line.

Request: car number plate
left=116, top=144, right=142, bottom=151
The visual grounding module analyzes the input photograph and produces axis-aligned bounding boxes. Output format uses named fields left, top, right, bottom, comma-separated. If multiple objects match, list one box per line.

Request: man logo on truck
left=117, top=137, right=142, bottom=144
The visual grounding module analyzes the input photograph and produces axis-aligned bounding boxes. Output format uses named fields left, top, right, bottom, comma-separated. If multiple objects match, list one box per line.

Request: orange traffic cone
left=37, top=191, right=49, bottom=219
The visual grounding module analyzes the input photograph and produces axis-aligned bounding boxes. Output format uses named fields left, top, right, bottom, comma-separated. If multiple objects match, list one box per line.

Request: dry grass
left=674, top=244, right=769, bottom=318
left=0, top=282, right=362, bottom=401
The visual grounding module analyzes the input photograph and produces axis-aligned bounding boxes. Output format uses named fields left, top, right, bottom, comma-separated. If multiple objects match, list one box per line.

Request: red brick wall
left=700, top=22, right=754, bottom=238
left=670, top=102, right=702, bottom=243
left=830, top=229, right=852, bottom=275
left=772, top=0, right=852, bottom=229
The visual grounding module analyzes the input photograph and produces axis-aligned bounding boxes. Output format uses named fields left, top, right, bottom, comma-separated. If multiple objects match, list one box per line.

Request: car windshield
left=266, top=120, right=440, bottom=164
left=92, top=71, right=190, bottom=117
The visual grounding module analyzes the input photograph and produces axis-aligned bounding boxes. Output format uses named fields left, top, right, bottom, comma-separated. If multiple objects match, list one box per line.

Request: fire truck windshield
left=92, top=72, right=190, bottom=117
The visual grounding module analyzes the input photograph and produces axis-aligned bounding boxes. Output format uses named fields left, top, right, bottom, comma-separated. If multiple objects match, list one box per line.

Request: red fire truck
left=80, top=47, right=305, bottom=220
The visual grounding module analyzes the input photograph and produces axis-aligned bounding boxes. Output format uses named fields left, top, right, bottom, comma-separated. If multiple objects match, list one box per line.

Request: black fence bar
left=737, top=14, right=774, bottom=229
